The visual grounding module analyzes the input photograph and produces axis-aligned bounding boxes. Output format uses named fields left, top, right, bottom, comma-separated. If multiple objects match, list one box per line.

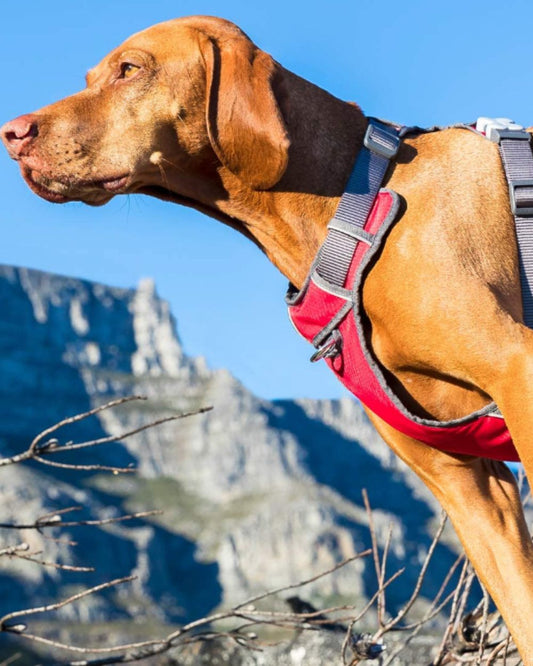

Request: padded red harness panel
left=287, top=190, right=519, bottom=462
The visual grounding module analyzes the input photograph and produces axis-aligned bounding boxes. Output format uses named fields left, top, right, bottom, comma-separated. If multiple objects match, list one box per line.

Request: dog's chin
left=20, top=167, right=126, bottom=206
left=21, top=168, right=70, bottom=204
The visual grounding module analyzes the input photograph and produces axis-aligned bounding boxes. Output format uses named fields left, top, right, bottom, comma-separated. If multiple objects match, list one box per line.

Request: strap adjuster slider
left=363, top=123, right=401, bottom=160
left=491, top=128, right=531, bottom=143
left=509, top=178, right=533, bottom=217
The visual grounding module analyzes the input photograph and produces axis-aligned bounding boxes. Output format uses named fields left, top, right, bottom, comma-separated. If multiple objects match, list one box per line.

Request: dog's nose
left=1, top=114, right=39, bottom=158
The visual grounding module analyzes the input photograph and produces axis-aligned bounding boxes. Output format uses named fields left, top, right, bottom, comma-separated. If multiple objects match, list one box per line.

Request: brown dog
left=2, top=16, right=533, bottom=659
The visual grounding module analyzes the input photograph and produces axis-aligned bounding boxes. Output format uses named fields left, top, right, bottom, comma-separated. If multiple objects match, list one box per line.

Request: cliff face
left=0, top=265, right=458, bottom=630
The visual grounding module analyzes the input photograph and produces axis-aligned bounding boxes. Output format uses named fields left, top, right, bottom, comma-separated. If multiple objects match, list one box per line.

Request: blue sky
left=1, top=0, right=533, bottom=400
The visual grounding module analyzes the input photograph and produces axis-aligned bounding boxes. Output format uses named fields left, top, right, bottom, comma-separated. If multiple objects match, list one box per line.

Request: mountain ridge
left=0, top=263, right=459, bottom=638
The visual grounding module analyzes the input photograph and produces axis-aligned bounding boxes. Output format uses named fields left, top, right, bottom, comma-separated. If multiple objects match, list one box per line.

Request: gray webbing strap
left=495, top=130, right=533, bottom=326
left=316, top=120, right=401, bottom=287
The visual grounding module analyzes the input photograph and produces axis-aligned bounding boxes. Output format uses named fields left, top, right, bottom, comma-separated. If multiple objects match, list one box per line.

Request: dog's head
left=0, top=16, right=290, bottom=207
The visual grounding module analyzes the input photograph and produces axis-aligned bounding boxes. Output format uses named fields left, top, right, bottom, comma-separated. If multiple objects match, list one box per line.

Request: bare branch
left=32, top=454, right=135, bottom=474
left=54, top=406, right=213, bottom=455
left=380, top=510, right=449, bottom=633
left=28, top=396, right=146, bottom=453
left=377, top=523, right=393, bottom=627
left=342, top=567, right=406, bottom=665
left=432, top=558, right=472, bottom=665
left=362, top=489, right=384, bottom=623
left=475, top=586, right=490, bottom=664
left=0, top=544, right=30, bottom=558
left=10, top=552, right=93, bottom=573
left=0, top=397, right=521, bottom=665
left=233, top=549, right=372, bottom=611
left=0, top=508, right=162, bottom=531
left=0, top=576, right=135, bottom=629
left=0, top=396, right=213, bottom=474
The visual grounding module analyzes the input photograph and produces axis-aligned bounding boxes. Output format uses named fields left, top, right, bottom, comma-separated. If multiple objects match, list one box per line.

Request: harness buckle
left=310, top=330, right=342, bottom=363
left=476, top=117, right=530, bottom=143
left=364, top=123, right=401, bottom=160
left=509, top=178, right=533, bottom=217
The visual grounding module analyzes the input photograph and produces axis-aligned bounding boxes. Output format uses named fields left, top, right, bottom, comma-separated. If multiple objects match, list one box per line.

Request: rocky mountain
left=0, top=265, right=466, bottom=662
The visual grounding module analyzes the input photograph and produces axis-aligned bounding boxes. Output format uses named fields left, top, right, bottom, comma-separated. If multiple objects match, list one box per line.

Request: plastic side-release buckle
left=364, top=123, right=401, bottom=159
left=310, top=330, right=342, bottom=363
left=476, top=116, right=530, bottom=142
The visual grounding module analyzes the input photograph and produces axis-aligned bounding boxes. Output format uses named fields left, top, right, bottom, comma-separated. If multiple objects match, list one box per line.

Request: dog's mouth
left=21, top=166, right=130, bottom=206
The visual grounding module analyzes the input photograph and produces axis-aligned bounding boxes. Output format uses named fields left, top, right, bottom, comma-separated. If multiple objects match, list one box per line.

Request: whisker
left=157, top=160, right=171, bottom=191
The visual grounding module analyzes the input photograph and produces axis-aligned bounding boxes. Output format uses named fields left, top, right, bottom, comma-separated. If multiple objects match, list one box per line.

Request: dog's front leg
left=366, top=409, right=533, bottom=663
left=490, top=331, right=533, bottom=476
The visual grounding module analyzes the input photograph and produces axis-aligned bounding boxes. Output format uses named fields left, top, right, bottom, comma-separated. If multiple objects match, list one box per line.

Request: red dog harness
left=287, top=118, right=533, bottom=462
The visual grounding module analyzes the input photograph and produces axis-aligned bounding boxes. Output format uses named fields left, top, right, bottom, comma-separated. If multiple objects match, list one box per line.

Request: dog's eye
left=119, top=63, right=141, bottom=79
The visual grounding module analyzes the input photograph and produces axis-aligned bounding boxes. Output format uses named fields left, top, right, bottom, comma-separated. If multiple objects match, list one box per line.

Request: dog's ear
left=202, top=36, right=290, bottom=190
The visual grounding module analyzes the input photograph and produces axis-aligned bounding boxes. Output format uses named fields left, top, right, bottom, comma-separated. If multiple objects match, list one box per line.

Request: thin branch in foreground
left=381, top=554, right=464, bottom=665
left=398, top=551, right=465, bottom=632
left=32, top=455, right=136, bottom=475
left=0, top=508, right=163, bottom=531
left=0, top=576, right=135, bottom=631
left=28, top=397, right=147, bottom=454
left=0, top=544, right=30, bottom=558
left=10, top=552, right=93, bottom=573
left=380, top=510, right=449, bottom=634
left=362, top=489, right=384, bottom=623
left=67, top=564, right=409, bottom=666
left=1, top=399, right=522, bottom=664
left=476, top=587, right=491, bottom=664
left=0, top=396, right=213, bottom=475
left=341, top=567, right=407, bottom=665
left=377, top=523, right=393, bottom=627
left=52, top=406, right=213, bottom=455
left=1, top=550, right=382, bottom=665
left=381, top=578, right=461, bottom=665
left=233, top=548, right=372, bottom=612
left=432, top=558, right=473, bottom=666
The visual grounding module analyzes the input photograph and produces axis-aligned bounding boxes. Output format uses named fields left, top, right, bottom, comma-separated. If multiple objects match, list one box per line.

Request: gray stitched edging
left=286, top=269, right=353, bottom=349
left=351, top=191, right=498, bottom=428
left=312, top=300, right=353, bottom=348
left=286, top=224, right=355, bottom=348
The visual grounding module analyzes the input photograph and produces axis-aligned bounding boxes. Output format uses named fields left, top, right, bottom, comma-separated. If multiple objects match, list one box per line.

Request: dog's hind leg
left=366, top=409, right=533, bottom=663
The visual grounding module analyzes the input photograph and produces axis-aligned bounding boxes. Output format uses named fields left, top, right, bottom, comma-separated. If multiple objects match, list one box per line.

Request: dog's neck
left=209, top=70, right=367, bottom=289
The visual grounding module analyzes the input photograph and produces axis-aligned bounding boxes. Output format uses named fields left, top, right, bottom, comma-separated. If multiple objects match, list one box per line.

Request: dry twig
left=0, top=398, right=524, bottom=665
left=0, top=395, right=212, bottom=474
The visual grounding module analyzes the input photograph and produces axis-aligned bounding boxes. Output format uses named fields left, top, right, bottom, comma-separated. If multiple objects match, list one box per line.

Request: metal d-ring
left=310, top=330, right=342, bottom=363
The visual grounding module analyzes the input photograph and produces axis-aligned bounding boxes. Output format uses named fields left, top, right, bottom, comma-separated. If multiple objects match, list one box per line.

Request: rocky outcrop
left=0, top=264, right=459, bottom=639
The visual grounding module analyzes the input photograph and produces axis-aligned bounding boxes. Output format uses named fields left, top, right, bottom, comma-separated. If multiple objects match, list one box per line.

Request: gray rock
left=0, top=264, right=464, bottom=651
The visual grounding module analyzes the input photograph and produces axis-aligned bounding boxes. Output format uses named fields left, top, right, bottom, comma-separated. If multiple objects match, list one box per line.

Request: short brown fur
left=2, top=16, right=533, bottom=660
